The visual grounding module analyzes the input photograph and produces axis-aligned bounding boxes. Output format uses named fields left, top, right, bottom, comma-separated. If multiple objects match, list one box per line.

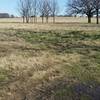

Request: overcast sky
left=0, top=0, right=67, bottom=16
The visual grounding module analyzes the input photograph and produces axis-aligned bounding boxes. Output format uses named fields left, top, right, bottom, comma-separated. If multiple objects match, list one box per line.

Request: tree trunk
left=96, top=9, right=99, bottom=24
left=46, top=16, right=48, bottom=23
left=88, top=16, right=91, bottom=23
left=34, top=16, right=35, bottom=23
left=42, top=16, right=44, bottom=23
left=26, top=16, right=29, bottom=23
left=53, top=14, right=55, bottom=23
left=23, top=16, right=25, bottom=23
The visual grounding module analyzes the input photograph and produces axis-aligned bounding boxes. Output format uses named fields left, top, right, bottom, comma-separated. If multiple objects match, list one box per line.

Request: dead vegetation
left=0, top=17, right=100, bottom=32
left=0, top=25, right=100, bottom=100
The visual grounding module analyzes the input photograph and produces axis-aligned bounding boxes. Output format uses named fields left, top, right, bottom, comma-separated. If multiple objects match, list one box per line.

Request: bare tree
left=51, top=0, right=59, bottom=23
left=39, top=0, right=52, bottom=23
left=38, top=0, right=45, bottom=23
left=44, top=0, right=52, bottom=23
left=31, top=0, right=38, bottom=23
left=26, top=0, right=32, bottom=23
left=18, top=0, right=59, bottom=24
left=93, top=0, right=100, bottom=24
left=18, top=0, right=26, bottom=23
left=67, top=0, right=95, bottom=23
left=18, top=0, right=32, bottom=23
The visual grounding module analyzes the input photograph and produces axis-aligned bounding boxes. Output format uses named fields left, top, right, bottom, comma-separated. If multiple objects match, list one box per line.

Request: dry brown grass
left=0, top=19, right=100, bottom=100
left=0, top=17, right=100, bottom=32
left=0, top=29, right=82, bottom=100
left=0, top=17, right=99, bottom=23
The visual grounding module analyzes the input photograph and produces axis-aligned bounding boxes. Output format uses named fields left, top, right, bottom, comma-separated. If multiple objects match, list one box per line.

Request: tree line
left=18, top=0, right=100, bottom=24
left=18, top=0, right=58, bottom=23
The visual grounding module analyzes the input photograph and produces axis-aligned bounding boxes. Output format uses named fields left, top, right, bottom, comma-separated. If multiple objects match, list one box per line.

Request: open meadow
left=0, top=17, right=100, bottom=100
left=0, top=17, right=100, bottom=31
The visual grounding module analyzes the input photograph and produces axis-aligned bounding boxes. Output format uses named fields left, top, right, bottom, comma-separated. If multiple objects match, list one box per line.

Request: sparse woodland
left=18, top=0, right=100, bottom=24
left=0, top=0, right=100, bottom=100
left=18, top=0, right=59, bottom=23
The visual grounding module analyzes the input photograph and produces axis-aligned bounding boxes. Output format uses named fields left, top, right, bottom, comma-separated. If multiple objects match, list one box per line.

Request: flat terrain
left=0, top=17, right=100, bottom=32
left=0, top=17, right=99, bottom=23
left=0, top=18, right=100, bottom=100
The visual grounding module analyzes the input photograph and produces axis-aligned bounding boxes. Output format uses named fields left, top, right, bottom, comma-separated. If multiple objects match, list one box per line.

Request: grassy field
left=0, top=18, right=100, bottom=100
left=0, top=17, right=100, bottom=32
left=0, top=17, right=99, bottom=23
